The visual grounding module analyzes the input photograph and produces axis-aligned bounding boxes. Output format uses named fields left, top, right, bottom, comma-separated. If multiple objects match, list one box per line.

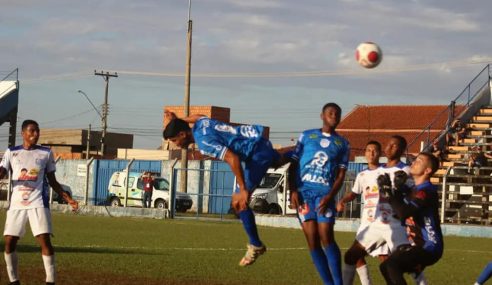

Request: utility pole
left=180, top=0, right=192, bottom=193
left=94, top=70, right=118, bottom=157
left=86, top=124, right=91, bottom=159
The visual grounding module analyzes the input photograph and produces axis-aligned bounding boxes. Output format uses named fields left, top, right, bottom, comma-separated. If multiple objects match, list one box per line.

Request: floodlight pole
left=180, top=0, right=192, bottom=193
left=94, top=70, right=118, bottom=157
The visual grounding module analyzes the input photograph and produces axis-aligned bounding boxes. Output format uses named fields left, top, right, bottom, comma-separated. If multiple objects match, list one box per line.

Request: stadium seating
left=432, top=106, right=492, bottom=225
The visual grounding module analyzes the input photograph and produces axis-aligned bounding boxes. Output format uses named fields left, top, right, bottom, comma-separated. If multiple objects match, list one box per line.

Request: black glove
left=393, top=170, right=408, bottom=191
left=377, top=173, right=393, bottom=198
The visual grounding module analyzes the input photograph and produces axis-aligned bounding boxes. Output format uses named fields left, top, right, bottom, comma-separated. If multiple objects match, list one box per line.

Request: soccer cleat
left=9, top=281, right=20, bottom=285
left=239, top=244, right=266, bottom=267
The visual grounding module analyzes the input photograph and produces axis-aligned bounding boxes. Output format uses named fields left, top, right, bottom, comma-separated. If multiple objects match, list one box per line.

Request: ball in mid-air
left=355, top=42, right=382, bottom=69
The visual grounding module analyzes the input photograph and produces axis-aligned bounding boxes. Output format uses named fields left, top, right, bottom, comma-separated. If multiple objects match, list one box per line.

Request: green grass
left=2, top=211, right=491, bottom=285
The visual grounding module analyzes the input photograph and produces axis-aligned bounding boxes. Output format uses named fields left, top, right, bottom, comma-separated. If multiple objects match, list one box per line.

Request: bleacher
left=431, top=106, right=492, bottom=225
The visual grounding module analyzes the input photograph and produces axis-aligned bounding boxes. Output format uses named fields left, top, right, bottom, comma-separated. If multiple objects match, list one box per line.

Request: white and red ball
left=355, top=42, right=382, bottom=69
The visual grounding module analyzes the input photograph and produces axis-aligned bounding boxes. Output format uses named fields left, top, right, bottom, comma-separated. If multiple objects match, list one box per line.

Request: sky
left=0, top=0, right=491, bottom=150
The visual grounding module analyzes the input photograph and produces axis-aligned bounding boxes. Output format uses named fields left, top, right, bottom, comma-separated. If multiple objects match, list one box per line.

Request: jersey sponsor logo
left=214, top=124, right=237, bottom=134
left=301, top=173, right=328, bottom=185
left=320, top=138, right=330, bottom=148
left=201, top=141, right=223, bottom=151
left=239, top=125, right=260, bottom=138
left=424, top=216, right=437, bottom=244
left=334, top=139, right=343, bottom=146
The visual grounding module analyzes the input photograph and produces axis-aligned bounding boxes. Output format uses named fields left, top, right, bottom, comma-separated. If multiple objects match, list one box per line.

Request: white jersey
left=352, top=162, right=411, bottom=226
left=0, top=145, right=56, bottom=210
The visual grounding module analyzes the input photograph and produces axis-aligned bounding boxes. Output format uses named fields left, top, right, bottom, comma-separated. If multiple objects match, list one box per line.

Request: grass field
left=1, top=211, right=491, bottom=285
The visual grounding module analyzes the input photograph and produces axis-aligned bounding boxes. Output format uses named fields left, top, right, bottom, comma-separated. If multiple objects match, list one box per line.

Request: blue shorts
left=234, top=139, right=280, bottom=193
left=297, top=191, right=336, bottom=224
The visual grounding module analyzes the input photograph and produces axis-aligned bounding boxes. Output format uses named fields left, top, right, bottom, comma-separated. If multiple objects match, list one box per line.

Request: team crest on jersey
left=319, top=138, right=330, bottom=148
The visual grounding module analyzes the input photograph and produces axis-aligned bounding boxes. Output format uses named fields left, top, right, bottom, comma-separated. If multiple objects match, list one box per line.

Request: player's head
left=384, top=135, right=407, bottom=161
left=410, top=152, right=439, bottom=178
left=163, top=118, right=193, bottom=148
left=21, top=119, right=40, bottom=146
left=320, top=102, right=342, bottom=130
left=365, top=140, right=381, bottom=165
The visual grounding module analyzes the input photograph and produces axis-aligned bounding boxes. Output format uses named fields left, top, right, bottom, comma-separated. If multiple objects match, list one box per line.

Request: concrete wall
left=54, top=159, right=94, bottom=202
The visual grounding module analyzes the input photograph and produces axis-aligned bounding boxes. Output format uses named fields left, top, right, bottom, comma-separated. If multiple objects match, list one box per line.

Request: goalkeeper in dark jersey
left=377, top=152, right=443, bottom=285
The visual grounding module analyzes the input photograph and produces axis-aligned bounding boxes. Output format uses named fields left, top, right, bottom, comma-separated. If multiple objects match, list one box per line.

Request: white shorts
left=4, top=208, right=52, bottom=237
left=355, top=222, right=409, bottom=257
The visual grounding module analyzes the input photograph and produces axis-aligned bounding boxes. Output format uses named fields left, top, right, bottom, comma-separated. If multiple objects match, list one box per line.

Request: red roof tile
left=337, top=105, right=465, bottom=159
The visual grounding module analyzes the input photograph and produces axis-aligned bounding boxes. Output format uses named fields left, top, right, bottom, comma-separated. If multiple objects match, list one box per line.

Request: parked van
left=248, top=164, right=296, bottom=215
left=107, top=171, right=193, bottom=212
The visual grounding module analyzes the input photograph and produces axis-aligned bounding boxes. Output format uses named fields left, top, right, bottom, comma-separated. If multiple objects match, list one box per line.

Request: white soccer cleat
left=239, top=244, right=266, bottom=267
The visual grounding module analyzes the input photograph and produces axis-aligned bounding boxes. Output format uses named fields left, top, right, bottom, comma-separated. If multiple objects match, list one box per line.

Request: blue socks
left=238, top=209, right=262, bottom=247
left=310, top=248, right=334, bottom=285
left=477, top=262, right=492, bottom=284
left=324, top=243, right=343, bottom=285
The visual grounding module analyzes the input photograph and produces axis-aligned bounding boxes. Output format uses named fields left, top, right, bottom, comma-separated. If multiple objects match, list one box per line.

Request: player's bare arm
left=0, top=166, right=7, bottom=180
left=223, top=149, right=249, bottom=211
left=336, top=191, right=357, bottom=212
left=164, top=110, right=205, bottom=124
left=318, top=168, right=347, bottom=214
left=287, top=160, right=299, bottom=209
left=46, top=172, right=79, bottom=211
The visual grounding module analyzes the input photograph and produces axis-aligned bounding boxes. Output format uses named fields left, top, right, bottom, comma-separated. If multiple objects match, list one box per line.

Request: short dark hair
left=366, top=140, right=381, bottom=151
left=391, top=135, right=407, bottom=152
left=163, top=118, right=191, bottom=139
left=419, top=152, right=439, bottom=175
left=322, top=102, right=342, bottom=115
left=22, top=119, right=39, bottom=130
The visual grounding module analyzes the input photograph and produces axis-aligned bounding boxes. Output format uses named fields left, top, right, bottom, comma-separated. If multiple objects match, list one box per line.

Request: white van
left=249, top=164, right=296, bottom=215
left=107, top=171, right=193, bottom=212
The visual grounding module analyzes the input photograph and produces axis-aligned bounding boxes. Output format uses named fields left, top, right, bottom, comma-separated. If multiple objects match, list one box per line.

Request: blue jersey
left=192, top=117, right=264, bottom=161
left=291, top=129, right=350, bottom=194
left=404, top=181, right=444, bottom=256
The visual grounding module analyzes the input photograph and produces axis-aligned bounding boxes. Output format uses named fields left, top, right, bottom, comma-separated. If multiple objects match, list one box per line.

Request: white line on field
left=55, top=244, right=491, bottom=254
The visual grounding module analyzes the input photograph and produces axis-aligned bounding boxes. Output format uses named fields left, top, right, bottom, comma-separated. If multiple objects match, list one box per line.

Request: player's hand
left=393, top=170, right=407, bottom=191
left=232, top=190, right=249, bottom=212
left=164, top=110, right=177, bottom=122
left=289, top=191, right=299, bottom=210
left=377, top=173, right=393, bottom=198
left=336, top=201, right=345, bottom=213
left=61, top=191, right=79, bottom=212
left=317, top=195, right=332, bottom=215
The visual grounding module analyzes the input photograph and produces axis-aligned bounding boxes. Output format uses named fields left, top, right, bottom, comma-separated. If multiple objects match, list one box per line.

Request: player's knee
left=344, top=248, right=360, bottom=265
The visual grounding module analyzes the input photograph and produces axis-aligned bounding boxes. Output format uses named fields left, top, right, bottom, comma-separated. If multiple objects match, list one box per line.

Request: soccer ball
left=355, top=42, right=382, bottom=69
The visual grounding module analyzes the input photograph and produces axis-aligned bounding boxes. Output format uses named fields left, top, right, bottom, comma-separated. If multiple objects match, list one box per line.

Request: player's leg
left=380, top=245, right=429, bottom=285
left=316, top=199, right=342, bottom=285
left=342, top=240, right=369, bottom=285
left=4, top=209, right=28, bottom=284
left=236, top=141, right=277, bottom=266
left=383, top=224, right=427, bottom=285
left=298, top=199, right=334, bottom=285
left=475, top=262, right=492, bottom=285
left=318, top=222, right=342, bottom=285
left=29, top=208, right=55, bottom=284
